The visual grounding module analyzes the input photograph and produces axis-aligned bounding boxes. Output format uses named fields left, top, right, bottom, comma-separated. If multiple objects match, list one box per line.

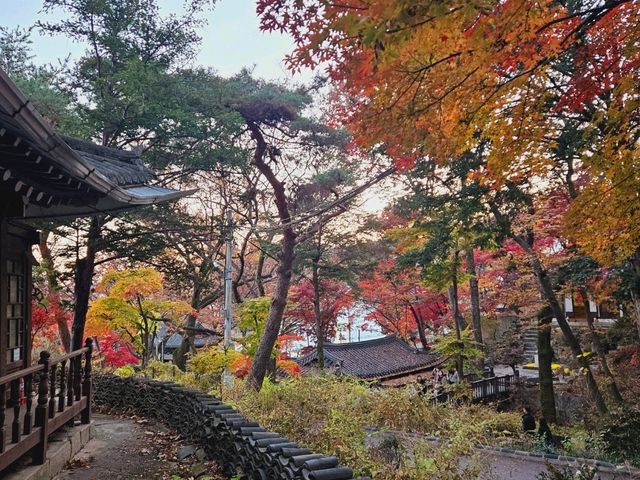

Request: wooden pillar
left=48, top=363, right=57, bottom=419
left=74, top=355, right=82, bottom=402
left=33, top=351, right=49, bottom=465
left=81, top=338, right=93, bottom=424
left=10, top=379, right=21, bottom=443
left=23, top=373, right=33, bottom=435
left=0, top=384, right=5, bottom=453
left=58, top=360, right=66, bottom=412
left=67, top=358, right=74, bottom=407
left=0, top=220, right=7, bottom=378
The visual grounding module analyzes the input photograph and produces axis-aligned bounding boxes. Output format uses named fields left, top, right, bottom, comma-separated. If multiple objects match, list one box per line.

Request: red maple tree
left=358, top=259, right=447, bottom=348
left=286, top=278, right=353, bottom=343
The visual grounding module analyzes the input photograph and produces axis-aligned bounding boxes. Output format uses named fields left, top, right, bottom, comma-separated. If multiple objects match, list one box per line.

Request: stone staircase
left=523, top=327, right=538, bottom=361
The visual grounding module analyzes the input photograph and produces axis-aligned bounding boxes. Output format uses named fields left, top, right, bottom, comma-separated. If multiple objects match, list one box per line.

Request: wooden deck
left=0, top=340, right=93, bottom=473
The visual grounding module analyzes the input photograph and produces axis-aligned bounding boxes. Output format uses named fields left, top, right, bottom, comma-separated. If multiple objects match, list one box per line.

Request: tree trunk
left=255, top=244, right=267, bottom=297
left=579, top=287, right=624, bottom=405
left=173, top=339, right=190, bottom=371
left=409, top=303, right=430, bottom=350
left=466, top=249, right=484, bottom=367
left=312, top=246, right=325, bottom=369
left=71, top=215, right=102, bottom=351
left=174, top=283, right=202, bottom=370
left=537, top=307, right=557, bottom=423
left=249, top=230, right=295, bottom=389
left=448, top=262, right=465, bottom=377
left=630, top=253, right=640, bottom=340
left=514, top=236, right=608, bottom=415
left=141, top=329, right=149, bottom=369
left=248, top=122, right=297, bottom=391
left=39, top=231, right=71, bottom=352
left=632, top=290, right=640, bottom=341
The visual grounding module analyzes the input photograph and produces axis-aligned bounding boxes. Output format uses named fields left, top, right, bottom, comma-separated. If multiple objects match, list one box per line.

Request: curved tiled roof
left=0, top=67, right=195, bottom=217
left=164, top=332, right=217, bottom=350
left=298, top=334, right=442, bottom=379
left=154, top=321, right=218, bottom=350
left=61, top=135, right=155, bottom=186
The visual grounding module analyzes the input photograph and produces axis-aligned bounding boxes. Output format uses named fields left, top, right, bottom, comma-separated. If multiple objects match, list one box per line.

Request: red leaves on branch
left=555, top=3, right=640, bottom=113
left=286, top=279, right=353, bottom=342
left=99, top=331, right=139, bottom=368
left=358, top=259, right=447, bottom=342
left=32, top=302, right=64, bottom=347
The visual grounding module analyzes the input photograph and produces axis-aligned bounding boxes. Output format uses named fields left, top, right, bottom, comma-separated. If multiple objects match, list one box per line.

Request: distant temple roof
left=155, top=321, right=218, bottom=351
left=297, top=334, right=443, bottom=380
left=0, top=67, right=194, bottom=218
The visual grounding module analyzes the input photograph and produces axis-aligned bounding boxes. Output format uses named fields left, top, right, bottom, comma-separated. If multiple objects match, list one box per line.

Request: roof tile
left=298, top=334, right=442, bottom=379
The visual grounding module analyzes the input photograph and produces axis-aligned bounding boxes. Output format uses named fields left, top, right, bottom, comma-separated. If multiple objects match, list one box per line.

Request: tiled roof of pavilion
left=61, top=135, right=155, bottom=186
left=155, top=321, right=218, bottom=350
left=0, top=67, right=194, bottom=218
left=297, top=334, right=443, bottom=380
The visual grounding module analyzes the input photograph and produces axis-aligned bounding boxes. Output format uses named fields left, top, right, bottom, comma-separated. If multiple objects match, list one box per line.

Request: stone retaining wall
left=93, top=375, right=369, bottom=480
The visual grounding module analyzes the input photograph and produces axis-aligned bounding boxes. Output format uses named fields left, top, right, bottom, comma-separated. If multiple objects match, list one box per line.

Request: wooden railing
left=432, top=374, right=516, bottom=403
left=470, top=374, right=515, bottom=400
left=0, top=338, right=92, bottom=472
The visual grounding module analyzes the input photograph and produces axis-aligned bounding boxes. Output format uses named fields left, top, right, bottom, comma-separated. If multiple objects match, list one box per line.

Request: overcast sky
left=0, top=0, right=311, bottom=82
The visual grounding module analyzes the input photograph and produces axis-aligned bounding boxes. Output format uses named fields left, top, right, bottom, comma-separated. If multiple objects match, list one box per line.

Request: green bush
left=113, top=364, right=135, bottom=377
left=114, top=370, right=626, bottom=477
left=599, top=408, right=640, bottom=465
left=224, top=375, right=521, bottom=479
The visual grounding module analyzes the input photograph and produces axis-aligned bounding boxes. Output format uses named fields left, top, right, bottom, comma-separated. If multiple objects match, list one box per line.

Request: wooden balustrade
left=431, top=374, right=516, bottom=404
left=0, top=338, right=93, bottom=472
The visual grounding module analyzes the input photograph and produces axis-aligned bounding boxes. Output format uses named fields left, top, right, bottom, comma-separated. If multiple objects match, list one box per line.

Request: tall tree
left=397, top=151, right=495, bottom=360
left=289, top=170, right=380, bottom=364
left=559, top=256, right=625, bottom=405
left=36, top=0, right=219, bottom=350
left=258, top=0, right=640, bottom=337
left=286, top=277, right=353, bottom=366
left=222, top=74, right=394, bottom=389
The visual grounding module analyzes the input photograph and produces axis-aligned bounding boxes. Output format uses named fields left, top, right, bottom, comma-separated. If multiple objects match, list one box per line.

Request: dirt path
left=53, top=413, right=223, bottom=480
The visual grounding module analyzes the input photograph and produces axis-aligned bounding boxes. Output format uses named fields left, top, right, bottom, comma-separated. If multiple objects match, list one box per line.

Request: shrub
left=113, top=364, right=135, bottom=377
left=599, top=408, right=640, bottom=465
left=224, top=376, right=521, bottom=479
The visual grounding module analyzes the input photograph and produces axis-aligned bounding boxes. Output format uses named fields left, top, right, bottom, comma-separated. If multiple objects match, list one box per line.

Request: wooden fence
left=0, top=338, right=92, bottom=471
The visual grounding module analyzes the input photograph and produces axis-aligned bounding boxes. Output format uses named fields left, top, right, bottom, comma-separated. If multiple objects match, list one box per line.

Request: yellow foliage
left=87, top=268, right=191, bottom=357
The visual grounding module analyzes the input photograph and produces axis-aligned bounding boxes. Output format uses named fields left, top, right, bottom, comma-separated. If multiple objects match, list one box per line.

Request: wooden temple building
left=0, top=66, right=189, bottom=472
left=297, top=334, right=444, bottom=387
